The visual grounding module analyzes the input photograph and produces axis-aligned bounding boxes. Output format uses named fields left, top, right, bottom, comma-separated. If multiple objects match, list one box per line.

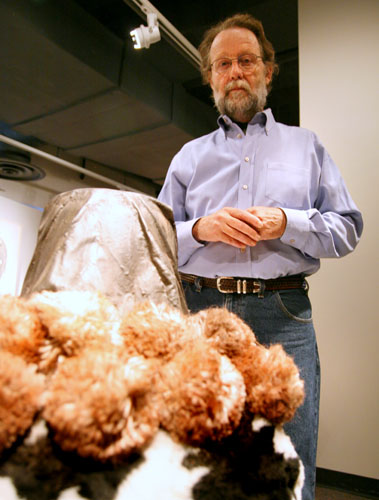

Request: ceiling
left=0, top=0, right=298, bottom=194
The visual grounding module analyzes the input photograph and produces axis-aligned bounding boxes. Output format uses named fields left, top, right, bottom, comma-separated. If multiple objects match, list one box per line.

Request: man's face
left=208, top=27, right=273, bottom=122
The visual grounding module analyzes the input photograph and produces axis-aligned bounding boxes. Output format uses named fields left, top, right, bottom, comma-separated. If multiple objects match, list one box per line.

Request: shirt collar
left=218, top=108, right=276, bottom=136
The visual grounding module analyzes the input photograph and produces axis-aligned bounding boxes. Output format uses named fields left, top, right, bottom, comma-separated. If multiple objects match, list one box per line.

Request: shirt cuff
left=280, top=208, right=310, bottom=247
left=176, top=218, right=204, bottom=265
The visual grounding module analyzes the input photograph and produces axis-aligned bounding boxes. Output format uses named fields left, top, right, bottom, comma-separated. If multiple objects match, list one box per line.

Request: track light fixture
left=130, top=12, right=160, bottom=49
left=124, top=0, right=200, bottom=67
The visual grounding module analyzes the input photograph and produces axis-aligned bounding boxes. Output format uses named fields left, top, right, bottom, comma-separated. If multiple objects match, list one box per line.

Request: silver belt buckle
left=216, top=277, right=235, bottom=293
left=216, top=277, right=248, bottom=294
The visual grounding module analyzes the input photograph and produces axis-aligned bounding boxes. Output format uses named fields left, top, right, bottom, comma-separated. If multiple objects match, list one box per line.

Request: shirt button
left=237, top=133, right=242, bottom=139
left=244, top=156, right=249, bottom=162
left=290, top=239, right=295, bottom=244
left=242, top=184, right=248, bottom=190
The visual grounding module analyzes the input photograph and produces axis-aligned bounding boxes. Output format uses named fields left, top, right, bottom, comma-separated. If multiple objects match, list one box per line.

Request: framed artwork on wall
left=0, top=196, right=42, bottom=295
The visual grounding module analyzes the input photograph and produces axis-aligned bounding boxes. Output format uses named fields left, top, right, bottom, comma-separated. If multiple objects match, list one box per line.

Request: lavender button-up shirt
left=158, top=109, right=363, bottom=279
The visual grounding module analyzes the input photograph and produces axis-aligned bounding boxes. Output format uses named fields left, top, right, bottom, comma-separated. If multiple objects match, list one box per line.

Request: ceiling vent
left=0, top=150, right=45, bottom=181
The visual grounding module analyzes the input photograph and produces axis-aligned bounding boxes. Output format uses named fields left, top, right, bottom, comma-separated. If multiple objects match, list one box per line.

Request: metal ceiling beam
left=0, top=135, right=139, bottom=192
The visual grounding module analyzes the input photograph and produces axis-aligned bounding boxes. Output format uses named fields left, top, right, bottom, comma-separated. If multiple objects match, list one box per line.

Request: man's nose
left=229, top=59, right=244, bottom=79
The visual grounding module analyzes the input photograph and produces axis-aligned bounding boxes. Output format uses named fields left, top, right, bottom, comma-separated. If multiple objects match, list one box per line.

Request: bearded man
left=158, top=13, right=363, bottom=500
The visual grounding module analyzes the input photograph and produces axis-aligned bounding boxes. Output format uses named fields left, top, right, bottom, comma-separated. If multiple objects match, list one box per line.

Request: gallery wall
left=299, top=0, right=378, bottom=479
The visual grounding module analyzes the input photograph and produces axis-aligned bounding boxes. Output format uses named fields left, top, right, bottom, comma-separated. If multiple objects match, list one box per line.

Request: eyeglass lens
left=213, top=54, right=260, bottom=74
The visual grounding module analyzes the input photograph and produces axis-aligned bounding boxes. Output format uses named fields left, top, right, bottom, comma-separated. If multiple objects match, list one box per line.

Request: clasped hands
left=192, top=206, right=287, bottom=249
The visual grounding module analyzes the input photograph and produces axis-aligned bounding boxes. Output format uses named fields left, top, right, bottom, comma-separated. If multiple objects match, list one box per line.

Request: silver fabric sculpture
left=22, top=188, right=187, bottom=314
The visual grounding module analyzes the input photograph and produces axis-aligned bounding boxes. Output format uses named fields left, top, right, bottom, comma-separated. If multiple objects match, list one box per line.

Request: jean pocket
left=274, top=289, right=313, bottom=323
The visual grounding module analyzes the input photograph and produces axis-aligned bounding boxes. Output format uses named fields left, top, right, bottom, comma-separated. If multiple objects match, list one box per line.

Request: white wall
left=0, top=196, right=42, bottom=295
left=299, top=0, right=378, bottom=479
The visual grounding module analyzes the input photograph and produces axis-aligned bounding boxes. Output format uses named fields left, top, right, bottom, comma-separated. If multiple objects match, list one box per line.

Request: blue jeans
left=183, top=279, right=320, bottom=500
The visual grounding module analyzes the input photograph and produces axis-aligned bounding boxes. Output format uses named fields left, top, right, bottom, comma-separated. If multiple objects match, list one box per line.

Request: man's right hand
left=192, top=207, right=263, bottom=249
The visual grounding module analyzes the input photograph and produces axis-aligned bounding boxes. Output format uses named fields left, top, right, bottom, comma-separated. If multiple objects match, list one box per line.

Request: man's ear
left=265, top=64, right=273, bottom=86
left=208, top=70, right=214, bottom=89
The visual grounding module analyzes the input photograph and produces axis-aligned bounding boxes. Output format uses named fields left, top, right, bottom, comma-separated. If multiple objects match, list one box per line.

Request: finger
left=195, top=209, right=261, bottom=246
left=224, top=217, right=261, bottom=243
left=221, top=233, right=256, bottom=249
left=228, top=208, right=264, bottom=230
left=246, top=207, right=286, bottom=239
left=222, top=222, right=260, bottom=246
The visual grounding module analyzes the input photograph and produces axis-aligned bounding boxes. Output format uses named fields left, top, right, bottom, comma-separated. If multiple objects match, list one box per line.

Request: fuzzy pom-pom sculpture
left=0, top=289, right=305, bottom=498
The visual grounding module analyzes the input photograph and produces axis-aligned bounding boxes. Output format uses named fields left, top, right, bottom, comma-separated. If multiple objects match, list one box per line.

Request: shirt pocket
left=264, top=163, right=310, bottom=208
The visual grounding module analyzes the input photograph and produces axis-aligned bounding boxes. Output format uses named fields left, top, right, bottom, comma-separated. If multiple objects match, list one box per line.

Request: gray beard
left=214, top=80, right=268, bottom=122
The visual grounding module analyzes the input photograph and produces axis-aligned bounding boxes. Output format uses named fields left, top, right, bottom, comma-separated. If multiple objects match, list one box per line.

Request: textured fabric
left=22, top=188, right=187, bottom=315
left=183, top=281, right=319, bottom=500
left=158, top=109, right=363, bottom=279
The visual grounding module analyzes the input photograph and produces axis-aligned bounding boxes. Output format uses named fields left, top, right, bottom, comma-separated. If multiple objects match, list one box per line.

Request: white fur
left=57, top=487, right=84, bottom=499
left=273, top=425, right=297, bottom=460
left=217, top=355, right=246, bottom=423
left=23, top=420, right=49, bottom=445
left=273, top=426, right=305, bottom=500
left=0, top=478, right=21, bottom=500
left=115, top=430, right=209, bottom=500
left=251, top=415, right=271, bottom=432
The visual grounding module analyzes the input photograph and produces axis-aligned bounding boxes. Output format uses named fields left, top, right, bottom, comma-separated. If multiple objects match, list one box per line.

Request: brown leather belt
left=180, top=272, right=307, bottom=295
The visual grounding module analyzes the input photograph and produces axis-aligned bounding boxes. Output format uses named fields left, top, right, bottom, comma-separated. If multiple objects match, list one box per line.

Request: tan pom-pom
left=189, top=307, right=304, bottom=425
left=159, top=341, right=246, bottom=446
left=235, top=344, right=305, bottom=424
left=189, top=307, right=258, bottom=357
left=119, top=302, right=187, bottom=360
left=0, top=351, right=45, bottom=454
left=43, top=347, right=161, bottom=461
left=0, top=294, right=46, bottom=365
left=28, top=290, right=122, bottom=371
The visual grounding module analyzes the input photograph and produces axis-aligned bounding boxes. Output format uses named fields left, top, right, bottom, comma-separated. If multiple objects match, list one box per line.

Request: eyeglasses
left=210, top=53, right=264, bottom=75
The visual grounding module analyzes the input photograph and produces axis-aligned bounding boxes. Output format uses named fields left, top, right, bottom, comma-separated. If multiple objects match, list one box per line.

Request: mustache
left=225, top=80, right=252, bottom=94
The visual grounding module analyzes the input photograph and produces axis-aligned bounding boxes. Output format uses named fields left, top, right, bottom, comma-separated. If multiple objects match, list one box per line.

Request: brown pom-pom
left=0, top=294, right=46, bottom=365
left=159, top=341, right=246, bottom=446
left=234, top=344, right=304, bottom=424
left=190, top=307, right=258, bottom=357
left=0, top=351, right=45, bottom=453
left=43, top=347, right=161, bottom=461
left=119, top=302, right=187, bottom=360
left=27, top=290, right=122, bottom=372
left=189, top=307, right=304, bottom=424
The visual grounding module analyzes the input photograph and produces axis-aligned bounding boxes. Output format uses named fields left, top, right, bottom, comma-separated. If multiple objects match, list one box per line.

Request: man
left=158, top=13, right=363, bottom=500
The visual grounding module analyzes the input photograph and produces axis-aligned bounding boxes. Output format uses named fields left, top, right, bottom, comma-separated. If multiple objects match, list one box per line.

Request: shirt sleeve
left=158, top=150, right=204, bottom=267
left=280, top=142, right=363, bottom=259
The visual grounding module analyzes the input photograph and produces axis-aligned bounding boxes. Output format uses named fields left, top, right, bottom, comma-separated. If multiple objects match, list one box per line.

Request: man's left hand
left=246, top=206, right=287, bottom=240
